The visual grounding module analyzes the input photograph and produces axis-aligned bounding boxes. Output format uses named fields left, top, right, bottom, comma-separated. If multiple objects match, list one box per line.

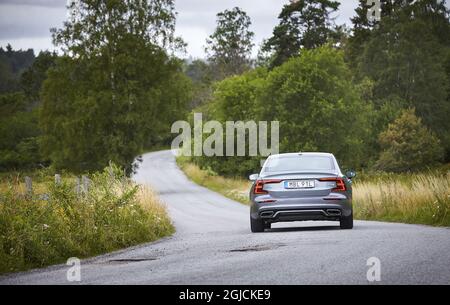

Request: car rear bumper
left=250, top=198, right=352, bottom=223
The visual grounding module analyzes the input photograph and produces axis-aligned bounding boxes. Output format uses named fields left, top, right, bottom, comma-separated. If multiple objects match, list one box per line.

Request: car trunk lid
left=259, top=171, right=340, bottom=199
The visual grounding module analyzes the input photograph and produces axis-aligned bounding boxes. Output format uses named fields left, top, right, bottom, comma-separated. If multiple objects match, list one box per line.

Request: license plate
left=285, top=180, right=315, bottom=189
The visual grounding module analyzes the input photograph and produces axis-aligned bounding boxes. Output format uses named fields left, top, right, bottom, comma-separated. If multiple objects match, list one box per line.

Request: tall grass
left=177, top=157, right=251, bottom=204
left=353, top=173, right=450, bottom=226
left=178, top=158, right=450, bottom=227
left=0, top=165, right=174, bottom=274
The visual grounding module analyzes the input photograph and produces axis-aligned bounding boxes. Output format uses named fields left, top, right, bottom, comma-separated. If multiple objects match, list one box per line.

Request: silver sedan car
left=249, top=152, right=355, bottom=232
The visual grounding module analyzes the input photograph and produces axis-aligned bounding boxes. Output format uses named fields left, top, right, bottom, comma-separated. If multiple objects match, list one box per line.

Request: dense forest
left=1, top=0, right=449, bottom=177
left=189, top=0, right=450, bottom=176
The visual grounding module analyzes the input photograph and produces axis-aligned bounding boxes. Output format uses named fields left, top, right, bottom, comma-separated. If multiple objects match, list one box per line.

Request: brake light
left=319, top=177, right=347, bottom=192
left=254, top=180, right=282, bottom=195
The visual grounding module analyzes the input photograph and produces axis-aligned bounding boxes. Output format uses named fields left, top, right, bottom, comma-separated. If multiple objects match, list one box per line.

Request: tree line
left=187, top=0, right=450, bottom=176
left=0, top=0, right=449, bottom=176
left=1, top=0, right=191, bottom=174
left=0, top=46, right=57, bottom=170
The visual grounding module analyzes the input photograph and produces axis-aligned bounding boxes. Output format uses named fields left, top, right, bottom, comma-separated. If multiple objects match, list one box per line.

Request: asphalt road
left=1, top=150, right=449, bottom=285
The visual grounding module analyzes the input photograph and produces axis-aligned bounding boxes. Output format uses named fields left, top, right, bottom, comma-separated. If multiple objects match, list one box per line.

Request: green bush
left=376, top=109, right=444, bottom=172
left=0, top=164, right=174, bottom=274
left=193, top=46, right=372, bottom=177
left=0, top=93, right=44, bottom=171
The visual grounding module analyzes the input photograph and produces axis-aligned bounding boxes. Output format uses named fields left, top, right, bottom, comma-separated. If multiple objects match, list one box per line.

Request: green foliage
left=193, top=46, right=372, bottom=176
left=0, top=93, right=43, bottom=170
left=184, top=59, right=214, bottom=109
left=0, top=49, right=58, bottom=171
left=347, top=0, right=450, bottom=156
left=376, top=109, right=444, bottom=172
left=185, top=59, right=214, bottom=85
left=0, top=45, right=35, bottom=94
left=40, top=0, right=191, bottom=174
left=192, top=68, right=268, bottom=177
left=262, top=0, right=340, bottom=68
left=346, top=0, right=416, bottom=68
left=0, top=164, right=174, bottom=274
left=261, top=46, right=371, bottom=169
left=205, top=7, right=255, bottom=79
left=20, top=51, right=57, bottom=102
left=207, top=67, right=267, bottom=122
left=52, top=0, right=184, bottom=53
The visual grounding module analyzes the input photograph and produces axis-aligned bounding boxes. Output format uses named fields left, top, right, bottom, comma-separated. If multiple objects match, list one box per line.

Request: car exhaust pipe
left=260, top=211, right=274, bottom=218
left=326, top=209, right=341, bottom=216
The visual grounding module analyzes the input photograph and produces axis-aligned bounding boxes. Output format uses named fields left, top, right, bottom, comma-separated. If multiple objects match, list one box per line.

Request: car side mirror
left=249, top=174, right=259, bottom=181
left=346, top=170, right=356, bottom=179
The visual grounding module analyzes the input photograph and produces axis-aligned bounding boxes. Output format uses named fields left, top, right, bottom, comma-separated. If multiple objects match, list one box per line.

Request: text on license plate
left=285, top=180, right=315, bottom=189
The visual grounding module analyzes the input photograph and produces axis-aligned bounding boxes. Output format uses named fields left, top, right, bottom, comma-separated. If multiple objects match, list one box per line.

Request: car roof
left=268, top=152, right=335, bottom=159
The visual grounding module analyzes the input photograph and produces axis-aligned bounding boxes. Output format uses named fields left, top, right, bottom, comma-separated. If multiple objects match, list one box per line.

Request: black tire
left=250, top=216, right=264, bottom=233
left=340, top=213, right=353, bottom=230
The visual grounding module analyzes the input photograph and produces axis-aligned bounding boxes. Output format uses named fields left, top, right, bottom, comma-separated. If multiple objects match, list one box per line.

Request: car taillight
left=254, top=180, right=282, bottom=195
left=319, top=177, right=347, bottom=192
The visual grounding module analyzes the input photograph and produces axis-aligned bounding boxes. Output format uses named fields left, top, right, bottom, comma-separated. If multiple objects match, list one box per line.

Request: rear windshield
left=263, top=155, right=335, bottom=172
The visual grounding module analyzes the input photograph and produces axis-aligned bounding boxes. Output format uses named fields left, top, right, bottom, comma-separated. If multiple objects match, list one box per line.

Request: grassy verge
left=353, top=174, right=449, bottom=226
left=177, top=157, right=450, bottom=227
left=177, top=156, right=251, bottom=204
left=0, top=164, right=174, bottom=274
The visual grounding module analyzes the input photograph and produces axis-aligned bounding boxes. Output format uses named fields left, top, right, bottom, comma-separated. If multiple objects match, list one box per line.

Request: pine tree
left=262, top=0, right=340, bottom=68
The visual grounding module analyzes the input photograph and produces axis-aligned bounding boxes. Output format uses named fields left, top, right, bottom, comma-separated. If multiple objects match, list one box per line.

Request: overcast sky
left=0, top=0, right=433, bottom=58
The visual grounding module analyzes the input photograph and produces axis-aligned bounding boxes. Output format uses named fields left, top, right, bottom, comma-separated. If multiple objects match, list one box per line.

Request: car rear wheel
left=340, top=213, right=353, bottom=229
left=250, top=217, right=264, bottom=233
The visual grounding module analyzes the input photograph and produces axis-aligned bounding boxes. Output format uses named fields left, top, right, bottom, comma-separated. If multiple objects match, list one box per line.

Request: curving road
left=1, top=150, right=450, bottom=285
